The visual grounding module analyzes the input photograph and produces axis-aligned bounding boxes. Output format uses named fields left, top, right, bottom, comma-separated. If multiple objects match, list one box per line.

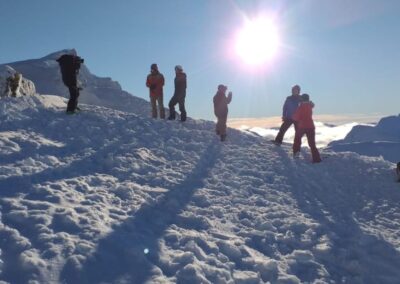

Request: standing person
left=292, top=94, right=321, bottom=163
left=396, top=162, right=400, bottom=182
left=168, top=65, right=187, bottom=121
left=274, top=85, right=302, bottom=145
left=213, top=84, right=232, bottom=141
left=56, top=53, right=84, bottom=114
left=6, top=72, right=22, bottom=97
left=146, top=63, right=165, bottom=119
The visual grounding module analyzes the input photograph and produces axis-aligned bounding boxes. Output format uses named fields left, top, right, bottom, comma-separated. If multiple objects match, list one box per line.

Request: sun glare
left=235, top=17, right=280, bottom=66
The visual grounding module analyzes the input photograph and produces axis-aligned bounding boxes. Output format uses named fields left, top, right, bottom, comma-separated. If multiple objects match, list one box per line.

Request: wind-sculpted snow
left=328, top=115, right=400, bottom=162
left=0, top=95, right=399, bottom=283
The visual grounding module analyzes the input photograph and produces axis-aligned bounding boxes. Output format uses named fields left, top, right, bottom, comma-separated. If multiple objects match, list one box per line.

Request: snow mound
left=1, top=96, right=399, bottom=283
left=0, top=65, right=36, bottom=97
left=1, top=49, right=150, bottom=117
left=328, top=115, right=400, bottom=162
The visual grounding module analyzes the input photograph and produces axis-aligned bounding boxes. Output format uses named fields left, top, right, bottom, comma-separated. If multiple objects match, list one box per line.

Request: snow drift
left=0, top=94, right=399, bottom=283
left=328, top=115, right=400, bottom=163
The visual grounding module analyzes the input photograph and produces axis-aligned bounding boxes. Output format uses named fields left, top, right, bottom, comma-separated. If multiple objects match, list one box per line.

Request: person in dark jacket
left=56, top=53, right=84, bottom=114
left=292, top=94, right=321, bottom=163
left=274, top=85, right=302, bottom=145
left=213, top=84, right=232, bottom=141
left=396, top=162, right=400, bottom=182
left=146, top=63, right=165, bottom=119
left=168, top=65, right=187, bottom=121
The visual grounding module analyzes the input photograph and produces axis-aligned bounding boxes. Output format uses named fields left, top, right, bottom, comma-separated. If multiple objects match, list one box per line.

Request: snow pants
left=168, top=95, right=186, bottom=121
left=293, top=128, right=321, bottom=163
left=215, top=114, right=228, bottom=136
left=150, top=95, right=165, bottom=119
left=275, top=118, right=298, bottom=144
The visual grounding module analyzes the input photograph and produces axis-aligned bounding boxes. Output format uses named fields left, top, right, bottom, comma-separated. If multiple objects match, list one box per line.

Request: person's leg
left=293, top=128, right=304, bottom=155
left=275, top=119, right=293, bottom=144
left=220, top=115, right=228, bottom=141
left=67, top=86, right=78, bottom=112
left=158, top=95, right=165, bottom=119
left=168, top=95, right=178, bottom=119
left=178, top=96, right=186, bottom=121
left=150, top=96, right=157, bottom=118
left=305, top=128, right=321, bottom=163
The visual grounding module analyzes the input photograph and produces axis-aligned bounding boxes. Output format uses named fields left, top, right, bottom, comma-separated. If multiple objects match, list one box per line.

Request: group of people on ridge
left=145, top=63, right=187, bottom=121
left=274, top=84, right=321, bottom=163
left=56, top=53, right=320, bottom=161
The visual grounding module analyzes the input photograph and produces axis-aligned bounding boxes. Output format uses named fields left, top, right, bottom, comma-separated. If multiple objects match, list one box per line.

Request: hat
left=301, top=93, right=310, bottom=102
left=218, top=84, right=227, bottom=91
left=150, top=63, right=158, bottom=71
left=292, top=85, right=301, bottom=92
left=175, top=65, right=183, bottom=71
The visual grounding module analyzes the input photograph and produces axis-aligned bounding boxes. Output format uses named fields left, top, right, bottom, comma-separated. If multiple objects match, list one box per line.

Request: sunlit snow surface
left=0, top=95, right=399, bottom=283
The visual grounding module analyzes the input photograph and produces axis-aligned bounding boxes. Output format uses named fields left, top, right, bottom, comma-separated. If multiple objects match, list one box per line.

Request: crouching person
left=292, top=94, right=321, bottom=163
left=57, top=53, right=84, bottom=114
left=213, top=84, right=232, bottom=141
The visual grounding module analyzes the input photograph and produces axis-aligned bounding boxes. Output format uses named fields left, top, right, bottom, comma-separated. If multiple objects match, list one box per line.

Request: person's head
left=175, top=65, right=183, bottom=73
left=218, top=84, right=227, bottom=94
left=292, top=85, right=301, bottom=96
left=301, top=93, right=310, bottom=102
left=151, top=63, right=158, bottom=73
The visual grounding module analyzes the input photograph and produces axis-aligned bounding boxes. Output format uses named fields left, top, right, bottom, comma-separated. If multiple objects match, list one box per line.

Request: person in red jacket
left=146, top=63, right=165, bottom=119
left=292, top=94, right=321, bottom=163
left=213, top=84, right=232, bottom=141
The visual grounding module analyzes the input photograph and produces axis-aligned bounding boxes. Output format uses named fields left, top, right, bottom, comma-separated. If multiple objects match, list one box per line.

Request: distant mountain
left=0, top=49, right=150, bottom=116
left=327, top=115, right=400, bottom=163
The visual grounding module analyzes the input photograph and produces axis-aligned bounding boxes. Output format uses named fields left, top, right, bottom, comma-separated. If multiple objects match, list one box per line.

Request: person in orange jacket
left=146, top=63, right=165, bottom=119
left=213, top=84, right=232, bottom=141
left=292, top=94, right=321, bottom=163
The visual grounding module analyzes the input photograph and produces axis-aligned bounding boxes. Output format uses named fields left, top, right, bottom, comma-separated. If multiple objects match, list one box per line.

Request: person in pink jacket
left=292, top=94, right=321, bottom=163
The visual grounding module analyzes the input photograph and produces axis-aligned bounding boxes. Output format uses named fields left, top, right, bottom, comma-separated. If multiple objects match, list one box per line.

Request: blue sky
left=0, top=0, right=399, bottom=120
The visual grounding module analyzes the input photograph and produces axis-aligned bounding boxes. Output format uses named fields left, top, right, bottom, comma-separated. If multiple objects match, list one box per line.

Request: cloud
left=230, top=114, right=383, bottom=147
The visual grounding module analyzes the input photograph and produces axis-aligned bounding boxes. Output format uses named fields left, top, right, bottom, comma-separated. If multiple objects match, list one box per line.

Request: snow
left=1, top=93, right=399, bottom=283
left=1, top=50, right=150, bottom=117
left=0, top=65, right=36, bottom=98
left=328, top=115, right=400, bottom=163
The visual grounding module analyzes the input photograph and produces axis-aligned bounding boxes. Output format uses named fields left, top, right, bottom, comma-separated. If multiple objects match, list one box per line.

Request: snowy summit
left=0, top=51, right=399, bottom=284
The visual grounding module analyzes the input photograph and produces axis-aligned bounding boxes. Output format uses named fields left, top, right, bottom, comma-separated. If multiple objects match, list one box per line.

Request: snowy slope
left=328, top=115, right=400, bottom=163
left=1, top=49, right=150, bottom=117
left=0, top=95, right=399, bottom=284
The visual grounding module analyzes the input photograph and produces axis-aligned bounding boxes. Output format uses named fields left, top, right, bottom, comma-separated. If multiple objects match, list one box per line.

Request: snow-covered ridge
left=328, top=115, right=400, bottom=162
left=1, top=96, right=399, bottom=283
left=0, top=49, right=150, bottom=117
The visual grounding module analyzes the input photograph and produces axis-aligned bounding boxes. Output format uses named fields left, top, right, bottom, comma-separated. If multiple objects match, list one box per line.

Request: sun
left=235, top=17, right=280, bottom=66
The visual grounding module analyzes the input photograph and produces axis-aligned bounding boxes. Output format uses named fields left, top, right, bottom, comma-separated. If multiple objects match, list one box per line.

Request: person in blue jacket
left=274, top=85, right=302, bottom=145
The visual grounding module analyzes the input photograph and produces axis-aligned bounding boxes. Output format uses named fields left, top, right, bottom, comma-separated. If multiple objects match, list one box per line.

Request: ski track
left=0, top=96, right=399, bottom=283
